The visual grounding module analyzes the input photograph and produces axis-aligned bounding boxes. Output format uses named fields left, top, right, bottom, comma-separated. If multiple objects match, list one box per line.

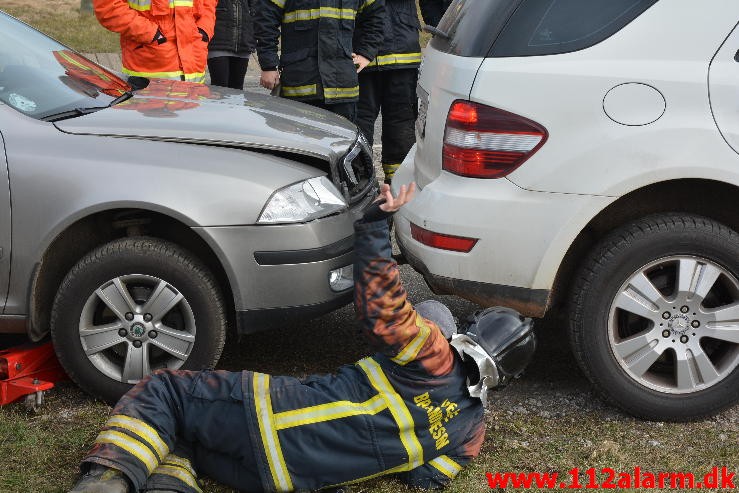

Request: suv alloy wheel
left=570, top=214, right=739, bottom=420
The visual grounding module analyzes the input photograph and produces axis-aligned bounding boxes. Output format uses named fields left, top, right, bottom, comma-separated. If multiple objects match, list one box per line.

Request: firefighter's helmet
left=450, top=307, right=536, bottom=405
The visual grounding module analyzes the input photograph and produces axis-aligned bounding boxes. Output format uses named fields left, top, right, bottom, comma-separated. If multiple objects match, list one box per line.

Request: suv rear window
left=429, top=0, right=522, bottom=57
left=429, top=0, right=658, bottom=58
left=492, top=0, right=659, bottom=57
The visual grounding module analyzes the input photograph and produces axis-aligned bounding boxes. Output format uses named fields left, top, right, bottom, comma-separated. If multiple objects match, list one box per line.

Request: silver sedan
left=0, top=11, right=376, bottom=403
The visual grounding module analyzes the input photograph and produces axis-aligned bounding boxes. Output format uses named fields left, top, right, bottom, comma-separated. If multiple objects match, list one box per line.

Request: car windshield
left=0, top=11, right=131, bottom=120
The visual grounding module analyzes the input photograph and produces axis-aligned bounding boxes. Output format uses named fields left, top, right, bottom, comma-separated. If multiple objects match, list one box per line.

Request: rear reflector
left=443, top=100, right=547, bottom=178
left=410, top=223, right=478, bottom=252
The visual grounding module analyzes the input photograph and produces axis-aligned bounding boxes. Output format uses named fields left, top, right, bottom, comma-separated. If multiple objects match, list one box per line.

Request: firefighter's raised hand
left=377, top=182, right=416, bottom=212
left=352, top=53, right=371, bottom=72
left=260, top=70, right=280, bottom=90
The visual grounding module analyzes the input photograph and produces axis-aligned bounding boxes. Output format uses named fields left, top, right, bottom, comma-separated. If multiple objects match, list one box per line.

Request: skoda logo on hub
left=130, top=322, right=146, bottom=338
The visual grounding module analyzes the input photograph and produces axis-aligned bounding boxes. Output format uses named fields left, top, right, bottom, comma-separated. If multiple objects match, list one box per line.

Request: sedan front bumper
left=195, top=198, right=372, bottom=334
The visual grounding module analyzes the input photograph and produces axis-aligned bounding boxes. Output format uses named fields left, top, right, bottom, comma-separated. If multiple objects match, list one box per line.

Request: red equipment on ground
left=0, top=342, right=67, bottom=410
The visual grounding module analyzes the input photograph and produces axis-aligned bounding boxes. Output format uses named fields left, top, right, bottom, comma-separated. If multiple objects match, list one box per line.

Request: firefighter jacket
left=81, top=211, right=485, bottom=492
left=93, top=0, right=216, bottom=82
left=254, top=0, right=385, bottom=103
left=209, top=0, right=256, bottom=55
left=357, top=0, right=421, bottom=71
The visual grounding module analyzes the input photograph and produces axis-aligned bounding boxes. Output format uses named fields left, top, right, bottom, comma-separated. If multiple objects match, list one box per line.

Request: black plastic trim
left=254, top=235, right=354, bottom=265
left=236, top=291, right=354, bottom=334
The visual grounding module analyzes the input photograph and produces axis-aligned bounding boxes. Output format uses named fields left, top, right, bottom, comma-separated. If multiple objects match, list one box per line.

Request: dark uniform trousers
left=79, top=217, right=486, bottom=492
left=355, top=0, right=421, bottom=182
left=356, top=68, right=418, bottom=180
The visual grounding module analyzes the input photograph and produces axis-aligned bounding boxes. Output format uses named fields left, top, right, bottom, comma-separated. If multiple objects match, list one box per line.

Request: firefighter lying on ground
left=68, top=182, right=537, bottom=493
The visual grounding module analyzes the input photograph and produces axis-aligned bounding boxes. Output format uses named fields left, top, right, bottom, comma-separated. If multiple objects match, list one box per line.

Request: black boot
left=68, top=464, right=130, bottom=493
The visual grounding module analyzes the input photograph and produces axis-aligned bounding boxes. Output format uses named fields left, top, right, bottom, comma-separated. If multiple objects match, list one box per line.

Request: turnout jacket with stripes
left=241, top=212, right=486, bottom=491
left=356, top=0, right=421, bottom=71
left=93, top=0, right=215, bottom=82
left=254, top=0, right=385, bottom=103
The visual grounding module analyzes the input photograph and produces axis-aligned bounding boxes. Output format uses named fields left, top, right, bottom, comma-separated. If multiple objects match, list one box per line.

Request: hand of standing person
left=377, top=182, right=416, bottom=212
left=260, top=70, right=280, bottom=90
left=352, top=53, right=371, bottom=72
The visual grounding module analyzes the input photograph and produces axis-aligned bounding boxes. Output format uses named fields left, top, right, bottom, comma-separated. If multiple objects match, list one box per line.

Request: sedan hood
left=54, top=79, right=358, bottom=163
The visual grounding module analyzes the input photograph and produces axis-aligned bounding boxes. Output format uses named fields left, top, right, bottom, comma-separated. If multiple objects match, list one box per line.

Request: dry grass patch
left=1, top=1, right=119, bottom=53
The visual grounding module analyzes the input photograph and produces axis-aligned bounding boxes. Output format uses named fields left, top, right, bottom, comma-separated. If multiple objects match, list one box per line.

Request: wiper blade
left=423, top=25, right=449, bottom=39
left=108, top=90, right=134, bottom=107
left=42, top=106, right=106, bottom=122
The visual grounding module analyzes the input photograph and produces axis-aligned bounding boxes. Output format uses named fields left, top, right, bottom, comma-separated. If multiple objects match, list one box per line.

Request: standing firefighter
left=419, top=0, right=452, bottom=28
left=93, top=0, right=216, bottom=83
left=355, top=0, right=421, bottom=183
left=68, top=183, right=536, bottom=493
left=254, top=0, right=385, bottom=122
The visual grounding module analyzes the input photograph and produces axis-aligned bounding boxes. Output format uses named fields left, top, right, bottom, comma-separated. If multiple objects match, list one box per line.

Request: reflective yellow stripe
left=184, top=72, right=206, bottom=83
left=391, top=313, right=431, bottom=365
left=357, top=358, right=424, bottom=469
left=429, top=455, right=462, bottom=479
left=127, top=0, right=194, bottom=9
left=106, top=415, right=169, bottom=461
left=254, top=373, right=293, bottom=492
left=283, top=7, right=356, bottom=23
left=270, top=0, right=285, bottom=7
left=162, top=454, right=197, bottom=478
left=324, top=86, right=360, bottom=99
left=358, top=0, right=376, bottom=12
left=127, top=0, right=151, bottom=11
left=122, top=68, right=185, bottom=79
left=96, top=430, right=158, bottom=474
left=274, top=394, right=387, bottom=429
left=281, top=84, right=318, bottom=97
left=153, top=464, right=202, bottom=493
left=369, top=52, right=422, bottom=67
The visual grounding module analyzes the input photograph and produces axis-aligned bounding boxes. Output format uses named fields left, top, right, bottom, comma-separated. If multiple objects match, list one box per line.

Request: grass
left=0, top=305, right=736, bottom=492
left=2, top=5, right=119, bottom=53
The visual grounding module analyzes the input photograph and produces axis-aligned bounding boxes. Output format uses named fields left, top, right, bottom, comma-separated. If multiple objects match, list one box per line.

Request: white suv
left=394, top=0, right=739, bottom=420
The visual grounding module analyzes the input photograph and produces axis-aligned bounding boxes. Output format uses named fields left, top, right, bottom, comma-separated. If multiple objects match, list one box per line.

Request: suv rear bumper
left=392, top=152, right=613, bottom=318
left=397, top=232, right=550, bottom=317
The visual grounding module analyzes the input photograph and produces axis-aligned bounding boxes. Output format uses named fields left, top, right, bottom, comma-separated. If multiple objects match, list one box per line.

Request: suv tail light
left=442, top=100, right=548, bottom=178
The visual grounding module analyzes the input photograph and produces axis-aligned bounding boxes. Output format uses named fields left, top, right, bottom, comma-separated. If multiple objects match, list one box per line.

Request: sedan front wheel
left=51, top=237, right=226, bottom=403
left=569, top=214, right=739, bottom=421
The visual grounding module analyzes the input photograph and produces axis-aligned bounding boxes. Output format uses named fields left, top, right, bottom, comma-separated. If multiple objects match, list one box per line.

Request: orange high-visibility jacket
left=93, top=0, right=216, bottom=82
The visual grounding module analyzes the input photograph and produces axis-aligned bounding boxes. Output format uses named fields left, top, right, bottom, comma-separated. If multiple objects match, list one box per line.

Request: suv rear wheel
left=51, top=237, right=226, bottom=403
left=570, top=214, right=739, bottom=420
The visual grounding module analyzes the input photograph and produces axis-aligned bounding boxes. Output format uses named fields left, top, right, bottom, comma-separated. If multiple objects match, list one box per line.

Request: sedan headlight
left=258, top=176, right=347, bottom=224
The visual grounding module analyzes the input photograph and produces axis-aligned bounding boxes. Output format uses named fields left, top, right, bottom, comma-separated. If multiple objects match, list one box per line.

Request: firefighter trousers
left=356, top=68, right=418, bottom=182
left=82, top=369, right=263, bottom=493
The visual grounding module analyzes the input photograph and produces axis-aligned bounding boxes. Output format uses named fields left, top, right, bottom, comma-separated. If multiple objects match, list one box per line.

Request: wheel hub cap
left=130, top=322, right=146, bottom=338
left=668, top=314, right=690, bottom=335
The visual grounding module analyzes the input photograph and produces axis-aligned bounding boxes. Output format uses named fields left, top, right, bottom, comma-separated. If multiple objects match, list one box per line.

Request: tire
left=51, top=237, right=226, bottom=404
left=569, top=214, right=739, bottom=421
